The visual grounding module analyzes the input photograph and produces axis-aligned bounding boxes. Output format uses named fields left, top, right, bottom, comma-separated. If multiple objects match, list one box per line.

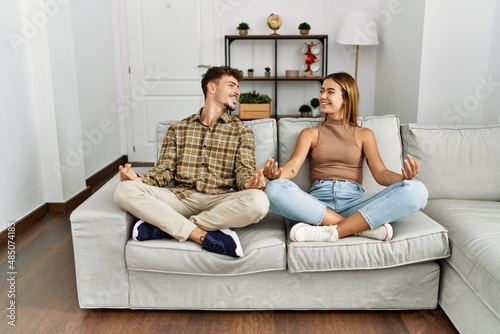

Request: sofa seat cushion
left=423, top=199, right=500, bottom=319
left=287, top=211, right=449, bottom=273
left=126, top=212, right=286, bottom=276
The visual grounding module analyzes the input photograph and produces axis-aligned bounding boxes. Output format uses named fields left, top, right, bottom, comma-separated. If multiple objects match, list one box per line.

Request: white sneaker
left=356, top=223, right=393, bottom=241
left=290, top=223, right=339, bottom=242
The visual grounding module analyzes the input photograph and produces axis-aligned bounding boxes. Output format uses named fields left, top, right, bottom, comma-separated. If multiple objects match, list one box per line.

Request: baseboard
left=0, top=204, right=49, bottom=246
left=86, top=155, right=128, bottom=188
left=0, top=155, right=128, bottom=241
left=47, top=187, right=93, bottom=213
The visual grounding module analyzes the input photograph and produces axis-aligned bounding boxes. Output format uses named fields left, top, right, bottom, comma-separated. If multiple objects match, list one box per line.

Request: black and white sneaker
left=201, top=229, right=244, bottom=258
left=132, top=220, right=173, bottom=241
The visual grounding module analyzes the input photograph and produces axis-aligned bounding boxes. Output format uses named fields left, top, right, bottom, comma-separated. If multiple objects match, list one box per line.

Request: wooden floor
left=0, top=205, right=459, bottom=333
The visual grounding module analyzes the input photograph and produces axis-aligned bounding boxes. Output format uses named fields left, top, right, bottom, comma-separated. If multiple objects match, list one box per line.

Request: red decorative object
left=302, top=42, right=320, bottom=77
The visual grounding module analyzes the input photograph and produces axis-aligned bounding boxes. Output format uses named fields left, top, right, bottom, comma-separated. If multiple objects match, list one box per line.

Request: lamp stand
left=354, top=45, right=359, bottom=81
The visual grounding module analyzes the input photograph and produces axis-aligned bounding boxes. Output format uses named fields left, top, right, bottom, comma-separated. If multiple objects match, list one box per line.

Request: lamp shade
left=337, top=10, right=379, bottom=46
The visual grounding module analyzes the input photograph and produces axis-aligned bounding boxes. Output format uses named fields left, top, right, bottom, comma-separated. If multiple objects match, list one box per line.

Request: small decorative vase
left=239, top=29, right=248, bottom=36
left=300, top=29, right=310, bottom=35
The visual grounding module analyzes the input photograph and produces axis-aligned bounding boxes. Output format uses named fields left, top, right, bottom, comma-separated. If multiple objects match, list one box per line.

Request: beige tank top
left=310, top=118, right=364, bottom=184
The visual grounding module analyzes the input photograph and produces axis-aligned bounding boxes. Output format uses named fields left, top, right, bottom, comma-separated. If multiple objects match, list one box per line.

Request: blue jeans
left=264, top=179, right=428, bottom=229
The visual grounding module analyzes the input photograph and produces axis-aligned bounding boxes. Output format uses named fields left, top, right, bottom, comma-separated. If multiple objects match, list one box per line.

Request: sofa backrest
left=401, top=123, right=500, bottom=201
left=155, top=118, right=277, bottom=168
left=278, top=115, right=403, bottom=194
left=156, top=115, right=402, bottom=195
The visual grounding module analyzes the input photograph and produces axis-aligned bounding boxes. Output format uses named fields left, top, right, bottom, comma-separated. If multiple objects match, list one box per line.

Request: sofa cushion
left=243, top=118, right=278, bottom=167
left=278, top=115, right=403, bottom=194
left=155, top=118, right=277, bottom=168
left=423, top=199, right=500, bottom=321
left=277, top=118, right=321, bottom=191
left=126, top=212, right=286, bottom=276
left=401, top=123, right=500, bottom=200
left=287, top=211, right=450, bottom=273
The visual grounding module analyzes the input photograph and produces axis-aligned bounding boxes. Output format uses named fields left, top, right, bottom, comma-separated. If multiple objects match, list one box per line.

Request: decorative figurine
left=302, top=42, right=321, bottom=77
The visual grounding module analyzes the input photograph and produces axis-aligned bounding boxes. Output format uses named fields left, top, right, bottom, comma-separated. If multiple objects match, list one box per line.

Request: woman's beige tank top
left=310, top=118, right=364, bottom=183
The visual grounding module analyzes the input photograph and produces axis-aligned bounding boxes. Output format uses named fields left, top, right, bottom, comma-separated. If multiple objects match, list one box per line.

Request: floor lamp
left=337, top=11, right=379, bottom=81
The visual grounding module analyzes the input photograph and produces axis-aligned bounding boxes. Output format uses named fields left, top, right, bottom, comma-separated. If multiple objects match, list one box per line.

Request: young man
left=114, top=66, right=269, bottom=258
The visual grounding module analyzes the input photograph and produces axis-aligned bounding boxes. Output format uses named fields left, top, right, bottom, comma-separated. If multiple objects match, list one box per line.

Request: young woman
left=263, top=72, right=428, bottom=242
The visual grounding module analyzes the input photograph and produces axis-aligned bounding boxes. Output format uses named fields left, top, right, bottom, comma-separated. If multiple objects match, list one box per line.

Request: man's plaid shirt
left=140, top=110, right=257, bottom=199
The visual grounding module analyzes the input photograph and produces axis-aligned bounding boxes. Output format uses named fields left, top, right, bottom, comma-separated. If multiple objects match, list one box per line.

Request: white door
left=123, top=0, right=220, bottom=161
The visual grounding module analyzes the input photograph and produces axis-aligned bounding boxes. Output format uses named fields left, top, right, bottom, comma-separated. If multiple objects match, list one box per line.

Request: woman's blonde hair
left=323, top=72, right=360, bottom=126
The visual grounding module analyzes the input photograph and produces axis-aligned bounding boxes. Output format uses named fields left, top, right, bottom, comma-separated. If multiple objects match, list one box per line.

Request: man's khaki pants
left=114, top=181, right=269, bottom=241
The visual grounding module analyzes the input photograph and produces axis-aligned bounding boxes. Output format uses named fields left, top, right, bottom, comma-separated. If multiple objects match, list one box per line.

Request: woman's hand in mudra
left=402, top=154, right=420, bottom=180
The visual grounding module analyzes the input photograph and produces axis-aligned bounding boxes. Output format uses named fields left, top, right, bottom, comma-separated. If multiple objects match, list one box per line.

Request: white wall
left=0, top=1, right=46, bottom=226
left=375, top=0, right=500, bottom=124
left=485, top=1, right=500, bottom=123
left=44, top=1, right=87, bottom=201
left=374, top=0, right=426, bottom=123
left=418, top=0, right=498, bottom=123
left=71, top=0, right=122, bottom=177
left=0, top=0, right=123, bottom=232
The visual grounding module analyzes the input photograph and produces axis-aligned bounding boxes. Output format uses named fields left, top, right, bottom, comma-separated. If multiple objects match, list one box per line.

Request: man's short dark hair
left=201, top=66, right=243, bottom=98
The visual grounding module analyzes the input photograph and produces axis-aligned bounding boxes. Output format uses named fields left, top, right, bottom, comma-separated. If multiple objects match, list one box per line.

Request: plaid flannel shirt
left=140, top=110, right=256, bottom=199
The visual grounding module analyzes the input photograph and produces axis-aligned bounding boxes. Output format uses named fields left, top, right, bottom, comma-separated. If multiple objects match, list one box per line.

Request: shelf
left=225, top=34, right=328, bottom=119
left=243, top=76, right=325, bottom=82
left=225, top=34, right=329, bottom=41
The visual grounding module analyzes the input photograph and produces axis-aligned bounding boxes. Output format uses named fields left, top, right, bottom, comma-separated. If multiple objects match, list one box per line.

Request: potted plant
left=299, top=104, right=312, bottom=117
left=247, top=68, right=254, bottom=78
left=298, top=22, right=311, bottom=35
left=239, top=90, right=272, bottom=120
left=264, top=67, right=271, bottom=78
left=310, top=97, right=320, bottom=116
left=237, top=22, right=250, bottom=36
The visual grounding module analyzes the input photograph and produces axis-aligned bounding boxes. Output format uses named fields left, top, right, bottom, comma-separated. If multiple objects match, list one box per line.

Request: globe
left=267, top=14, right=282, bottom=34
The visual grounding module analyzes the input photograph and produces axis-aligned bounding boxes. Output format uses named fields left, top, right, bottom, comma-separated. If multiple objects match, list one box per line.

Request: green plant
left=239, top=90, right=271, bottom=104
left=298, top=22, right=311, bottom=30
left=265, top=67, right=271, bottom=72
left=237, top=22, right=250, bottom=30
left=299, top=104, right=312, bottom=112
left=247, top=68, right=254, bottom=72
left=310, top=98, right=320, bottom=108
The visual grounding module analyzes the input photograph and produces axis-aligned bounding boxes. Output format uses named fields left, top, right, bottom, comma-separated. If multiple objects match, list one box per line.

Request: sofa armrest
left=70, top=169, right=148, bottom=308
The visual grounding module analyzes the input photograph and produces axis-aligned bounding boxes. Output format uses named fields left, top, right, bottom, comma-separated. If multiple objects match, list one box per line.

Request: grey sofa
left=73, top=115, right=498, bottom=325
left=401, top=123, right=500, bottom=333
